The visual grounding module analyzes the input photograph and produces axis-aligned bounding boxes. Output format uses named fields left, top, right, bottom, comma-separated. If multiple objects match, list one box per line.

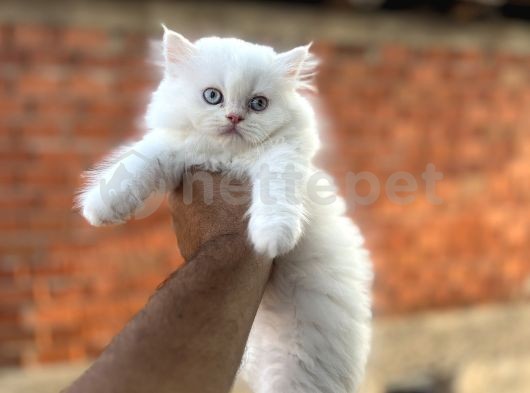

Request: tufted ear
left=275, top=43, right=318, bottom=91
left=161, top=24, right=195, bottom=66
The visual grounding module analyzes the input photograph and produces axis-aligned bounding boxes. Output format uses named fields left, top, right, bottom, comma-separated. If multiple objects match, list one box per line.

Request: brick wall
left=317, top=44, right=530, bottom=314
left=0, top=24, right=180, bottom=366
left=1, top=22, right=529, bottom=366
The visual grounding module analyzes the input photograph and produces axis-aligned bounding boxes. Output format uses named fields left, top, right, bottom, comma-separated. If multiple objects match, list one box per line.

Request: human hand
left=169, top=170, right=251, bottom=261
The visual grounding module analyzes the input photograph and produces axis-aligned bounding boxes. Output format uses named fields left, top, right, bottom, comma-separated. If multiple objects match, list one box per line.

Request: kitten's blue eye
left=203, top=88, right=223, bottom=105
left=249, top=96, right=268, bottom=112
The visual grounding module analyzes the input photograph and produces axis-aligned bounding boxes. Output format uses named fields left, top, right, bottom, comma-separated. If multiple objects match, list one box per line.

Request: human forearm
left=65, top=233, right=271, bottom=393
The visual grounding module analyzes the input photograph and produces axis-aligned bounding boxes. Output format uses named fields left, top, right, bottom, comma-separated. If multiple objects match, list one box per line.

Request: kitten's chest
left=182, top=143, right=257, bottom=175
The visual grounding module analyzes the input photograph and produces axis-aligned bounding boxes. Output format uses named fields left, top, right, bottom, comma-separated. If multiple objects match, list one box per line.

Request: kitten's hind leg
left=242, top=223, right=372, bottom=393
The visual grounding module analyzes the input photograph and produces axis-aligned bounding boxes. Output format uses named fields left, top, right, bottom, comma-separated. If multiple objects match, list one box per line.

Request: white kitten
left=77, top=26, right=373, bottom=393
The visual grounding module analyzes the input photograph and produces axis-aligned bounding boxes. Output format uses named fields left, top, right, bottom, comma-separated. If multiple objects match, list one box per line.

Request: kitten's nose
left=226, top=113, right=244, bottom=124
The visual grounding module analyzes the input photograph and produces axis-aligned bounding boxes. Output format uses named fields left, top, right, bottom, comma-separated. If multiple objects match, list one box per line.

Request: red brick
left=0, top=282, right=34, bottom=307
left=68, top=72, right=113, bottom=97
left=36, top=343, right=86, bottom=364
left=17, top=72, right=62, bottom=96
left=72, top=119, right=118, bottom=139
left=32, top=303, right=82, bottom=329
left=18, top=119, right=64, bottom=137
left=0, top=307, right=24, bottom=326
left=13, top=24, right=57, bottom=49
left=0, top=97, right=24, bottom=117
left=114, top=76, right=151, bottom=95
left=0, top=350, right=24, bottom=367
left=35, top=98, right=77, bottom=117
left=0, top=326, right=34, bottom=344
left=0, top=25, right=13, bottom=49
left=62, top=28, right=107, bottom=51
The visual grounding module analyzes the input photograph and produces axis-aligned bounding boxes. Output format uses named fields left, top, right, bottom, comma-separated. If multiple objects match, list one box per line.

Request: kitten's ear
left=161, top=24, right=195, bottom=65
left=276, top=43, right=318, bottom=91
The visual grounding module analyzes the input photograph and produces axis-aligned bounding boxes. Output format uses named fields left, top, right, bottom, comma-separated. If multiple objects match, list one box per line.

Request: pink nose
left=226, top=113, right=243, bottom=124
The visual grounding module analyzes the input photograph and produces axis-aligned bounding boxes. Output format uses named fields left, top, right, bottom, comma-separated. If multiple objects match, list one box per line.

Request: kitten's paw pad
left=249, top=217, right=302, bottom=258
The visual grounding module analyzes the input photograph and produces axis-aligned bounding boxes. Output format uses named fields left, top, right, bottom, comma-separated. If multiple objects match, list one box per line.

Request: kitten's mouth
left=220, top=125, right=242, bottom=137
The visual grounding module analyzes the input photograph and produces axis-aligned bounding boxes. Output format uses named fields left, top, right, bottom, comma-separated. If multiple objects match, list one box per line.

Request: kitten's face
left=146, top=28, right=316, bottom=149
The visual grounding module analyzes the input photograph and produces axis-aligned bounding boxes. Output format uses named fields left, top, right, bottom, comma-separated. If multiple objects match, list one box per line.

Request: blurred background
left=1, top=0, right=530, bottom=392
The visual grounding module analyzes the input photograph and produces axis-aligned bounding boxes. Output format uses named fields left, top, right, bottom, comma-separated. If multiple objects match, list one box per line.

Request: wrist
left=189, top=231, right=263, bottom=268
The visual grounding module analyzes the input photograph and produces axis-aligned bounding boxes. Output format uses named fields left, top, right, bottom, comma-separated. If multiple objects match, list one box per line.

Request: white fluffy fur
left=77, top=27, right=373, bottom=393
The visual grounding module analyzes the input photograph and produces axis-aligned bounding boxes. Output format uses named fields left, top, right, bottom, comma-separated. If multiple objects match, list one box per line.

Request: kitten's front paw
left=82, top=204, right=124, bottom=227
left=79, top=188, right=125, bottom=227
left=249, top=215, right=303, bottom=258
